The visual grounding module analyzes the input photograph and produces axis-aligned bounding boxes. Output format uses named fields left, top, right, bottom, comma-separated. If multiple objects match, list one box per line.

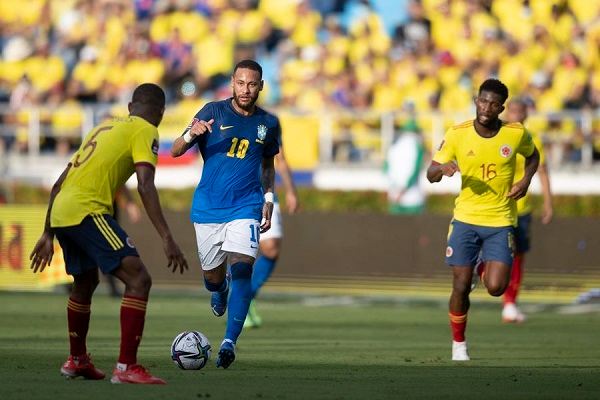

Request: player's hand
left=285, top=191, right=299, bottom=214
left=440, top=162, right=459, bottom=177
left=541, top=202, right=553, bottom=225
left=507, top=179, right=530, bottom=200
left=30, top=232, right=54, bottom=273
left=163, top=236, right=188, bottom=274
left=260, top=201, right=274, bottom=233
left=190, top=118, right=214, bottom=137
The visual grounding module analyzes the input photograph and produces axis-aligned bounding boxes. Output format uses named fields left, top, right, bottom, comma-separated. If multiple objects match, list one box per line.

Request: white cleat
left=502, top=303, right=526, bottom=323
left=452, top=340, right=470, bottom=361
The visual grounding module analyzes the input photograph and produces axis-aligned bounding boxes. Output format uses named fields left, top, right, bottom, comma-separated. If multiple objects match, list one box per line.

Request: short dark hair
left=233, top=59, right=263, bottom=79
left=132, top=83, right=165, bottom=108
left=479, top=79, right=509, bottom=103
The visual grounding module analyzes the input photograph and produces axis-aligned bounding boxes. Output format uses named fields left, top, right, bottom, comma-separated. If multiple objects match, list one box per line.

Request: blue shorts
left=515, top=213, right=532, bottom=253
left=54, top=214, right=139, bottom=276
left=445, top=219, right=515, bottom=267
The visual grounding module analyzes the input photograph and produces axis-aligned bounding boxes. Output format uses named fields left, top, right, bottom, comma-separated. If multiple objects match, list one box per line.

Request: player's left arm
left=30, top=163, right=72, bottom=272
left=507, top=146, right=539, bottom=200
left=275, top=147, right=299, bottom=214
left=260, top=156, right=276, bottom=233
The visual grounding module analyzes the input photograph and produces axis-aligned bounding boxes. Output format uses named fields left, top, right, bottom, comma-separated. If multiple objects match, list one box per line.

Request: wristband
left=183, top=131, right=194, bottom=143
left=264, top=192, right=274, bottom=203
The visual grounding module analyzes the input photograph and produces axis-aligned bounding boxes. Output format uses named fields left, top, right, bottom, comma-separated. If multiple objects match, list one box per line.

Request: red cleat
left=110, top=364, right=166, bottom=385
left=61, top=354, right=105, bottom=380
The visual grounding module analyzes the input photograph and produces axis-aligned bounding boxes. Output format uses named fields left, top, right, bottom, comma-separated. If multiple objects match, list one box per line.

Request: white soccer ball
left=171, top=331, right=211, bottom=370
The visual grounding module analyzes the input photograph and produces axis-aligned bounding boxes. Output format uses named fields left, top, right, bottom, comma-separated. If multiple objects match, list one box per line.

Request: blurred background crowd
left=1, top=0, right=600, bottom=165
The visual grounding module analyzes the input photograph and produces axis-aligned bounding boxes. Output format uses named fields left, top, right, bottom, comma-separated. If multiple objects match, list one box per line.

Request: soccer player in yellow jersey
left=427, top=79, right=540, bottom=361
left=29, top=84, right=188, bottom=384
left=502, top=98, right=553, bottom=323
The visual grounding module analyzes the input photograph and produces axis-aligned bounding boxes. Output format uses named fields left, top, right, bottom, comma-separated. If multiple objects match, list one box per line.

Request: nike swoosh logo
left=220, top=125, right=234, bottom=130
left=234, top=318, right=244, bottom=322
left=250, top=245, right=258, bottom=249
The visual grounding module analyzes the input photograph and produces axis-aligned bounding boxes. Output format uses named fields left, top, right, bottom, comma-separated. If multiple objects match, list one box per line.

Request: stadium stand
left=0, top=0, right=599, bottom=169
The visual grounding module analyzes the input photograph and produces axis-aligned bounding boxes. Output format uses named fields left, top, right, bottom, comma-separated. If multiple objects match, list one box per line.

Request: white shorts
left=193, top=219, right=260, bottom=270
left=260, top=202, right=283, bottom=241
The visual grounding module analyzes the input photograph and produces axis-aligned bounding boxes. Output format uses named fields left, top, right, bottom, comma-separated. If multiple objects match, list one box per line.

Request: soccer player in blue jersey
left=171, top=60, right=278, bottom=369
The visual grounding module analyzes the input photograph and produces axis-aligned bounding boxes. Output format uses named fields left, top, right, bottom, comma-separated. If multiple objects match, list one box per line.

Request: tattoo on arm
left=261, top=157, right=275, bottom=194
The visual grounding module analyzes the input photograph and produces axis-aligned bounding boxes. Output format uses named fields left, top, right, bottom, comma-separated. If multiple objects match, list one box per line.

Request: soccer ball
left=171, top=331, right=212, bottom=370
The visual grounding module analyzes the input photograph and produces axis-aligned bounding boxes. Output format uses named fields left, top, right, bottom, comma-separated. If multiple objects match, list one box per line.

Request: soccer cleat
left=216, top=340, right=236, bottom=369
left=502, top=303, right=526, bottom=323
left=60, top=353, right=105, bottom=380
left=110, top=364, right=166, bottom=384
left=452, top=341, right=470, bottom=361
left=243, top=301, right=262, bottom=329
left=211, top=275, right=230, bottom=317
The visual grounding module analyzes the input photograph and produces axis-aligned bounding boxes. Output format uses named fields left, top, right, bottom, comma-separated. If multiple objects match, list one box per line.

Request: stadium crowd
left=1, top=0, right=599, bottom=162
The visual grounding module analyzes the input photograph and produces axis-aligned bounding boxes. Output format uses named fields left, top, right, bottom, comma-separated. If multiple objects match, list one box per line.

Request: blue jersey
left=187, top=99, right=280, bottom=223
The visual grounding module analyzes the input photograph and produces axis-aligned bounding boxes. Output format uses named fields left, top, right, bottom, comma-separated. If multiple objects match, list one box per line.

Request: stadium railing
left=0, top=104, right=598, bottom=173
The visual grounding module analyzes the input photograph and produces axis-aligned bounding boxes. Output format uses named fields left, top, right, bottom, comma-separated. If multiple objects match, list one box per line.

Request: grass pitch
left=0, top=291, right=599, bottom=400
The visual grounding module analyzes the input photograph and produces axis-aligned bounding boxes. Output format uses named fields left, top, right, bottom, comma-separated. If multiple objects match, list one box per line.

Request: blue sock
left=251, top=256, right=277, bottom=298
left=204, top=276, right=228, bottom=293
left=224, top=262, right=252, bottom=343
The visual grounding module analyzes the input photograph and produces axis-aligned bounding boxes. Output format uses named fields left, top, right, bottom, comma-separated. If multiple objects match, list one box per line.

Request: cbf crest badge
left=257, top=124, right=267, bottom=140
left=256, top=124, right=267, bottom=144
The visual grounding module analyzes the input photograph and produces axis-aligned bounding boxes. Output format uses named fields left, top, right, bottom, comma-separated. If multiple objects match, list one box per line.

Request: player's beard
left=233, top=91, right=258, bottom=112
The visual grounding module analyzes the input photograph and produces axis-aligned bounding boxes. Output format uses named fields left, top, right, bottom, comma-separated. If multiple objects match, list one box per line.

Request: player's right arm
left=30, top=163, right=72, bottom=273
left=135, top=164, right=188, bottom=273
left=427, top=130, right=459, bottom=183
left=171, top=118, right=214, bottom=157
left=172, top=103, right=216, bottom=157
left=427, top=161, right=459, bottom=183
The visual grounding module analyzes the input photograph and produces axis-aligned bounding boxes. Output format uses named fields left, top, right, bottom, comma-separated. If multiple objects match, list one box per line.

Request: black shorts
left=54, top=214, right=139, bottom=276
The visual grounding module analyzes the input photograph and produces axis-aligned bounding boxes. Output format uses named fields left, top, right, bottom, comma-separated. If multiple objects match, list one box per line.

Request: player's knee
left=136, top=269, right=152, bottom=293
left=230, top=262, right=252, bottom=280
left=260, top=246, right=279, bottom=260
left=123, top=260, right=152, bottom=294
left=486, top=283, right=506, bottom=297
left=452, top=281, right=471, bottom=297
left=452, top=276, right=471, bottom=297
left=73, top=271, right=100, bottom=298
left=259, top=240, right=280, bottom=259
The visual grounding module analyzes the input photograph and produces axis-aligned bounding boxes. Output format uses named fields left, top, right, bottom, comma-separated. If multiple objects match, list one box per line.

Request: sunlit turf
left=1, top=291, right=599, bottom=400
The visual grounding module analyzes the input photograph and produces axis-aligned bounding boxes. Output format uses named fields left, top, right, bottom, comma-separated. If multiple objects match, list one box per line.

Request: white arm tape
left=183, top=131, right=194, bottom=143
left=264, top=192, right=274, bottom=203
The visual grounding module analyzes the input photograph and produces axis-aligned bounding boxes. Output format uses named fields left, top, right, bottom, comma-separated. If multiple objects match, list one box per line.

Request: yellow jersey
left=433, top=120, right=535, bottom=227
left=51, top=116, right=159, bottom=227
left=515, top=129, right=545, bottom=215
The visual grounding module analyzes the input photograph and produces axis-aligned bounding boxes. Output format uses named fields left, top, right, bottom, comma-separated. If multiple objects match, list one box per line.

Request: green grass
left=1, top=292, right=599, bottom=400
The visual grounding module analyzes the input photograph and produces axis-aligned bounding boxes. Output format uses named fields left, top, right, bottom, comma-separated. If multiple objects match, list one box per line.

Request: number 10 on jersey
left=227, top=137, right=249, bottom=159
